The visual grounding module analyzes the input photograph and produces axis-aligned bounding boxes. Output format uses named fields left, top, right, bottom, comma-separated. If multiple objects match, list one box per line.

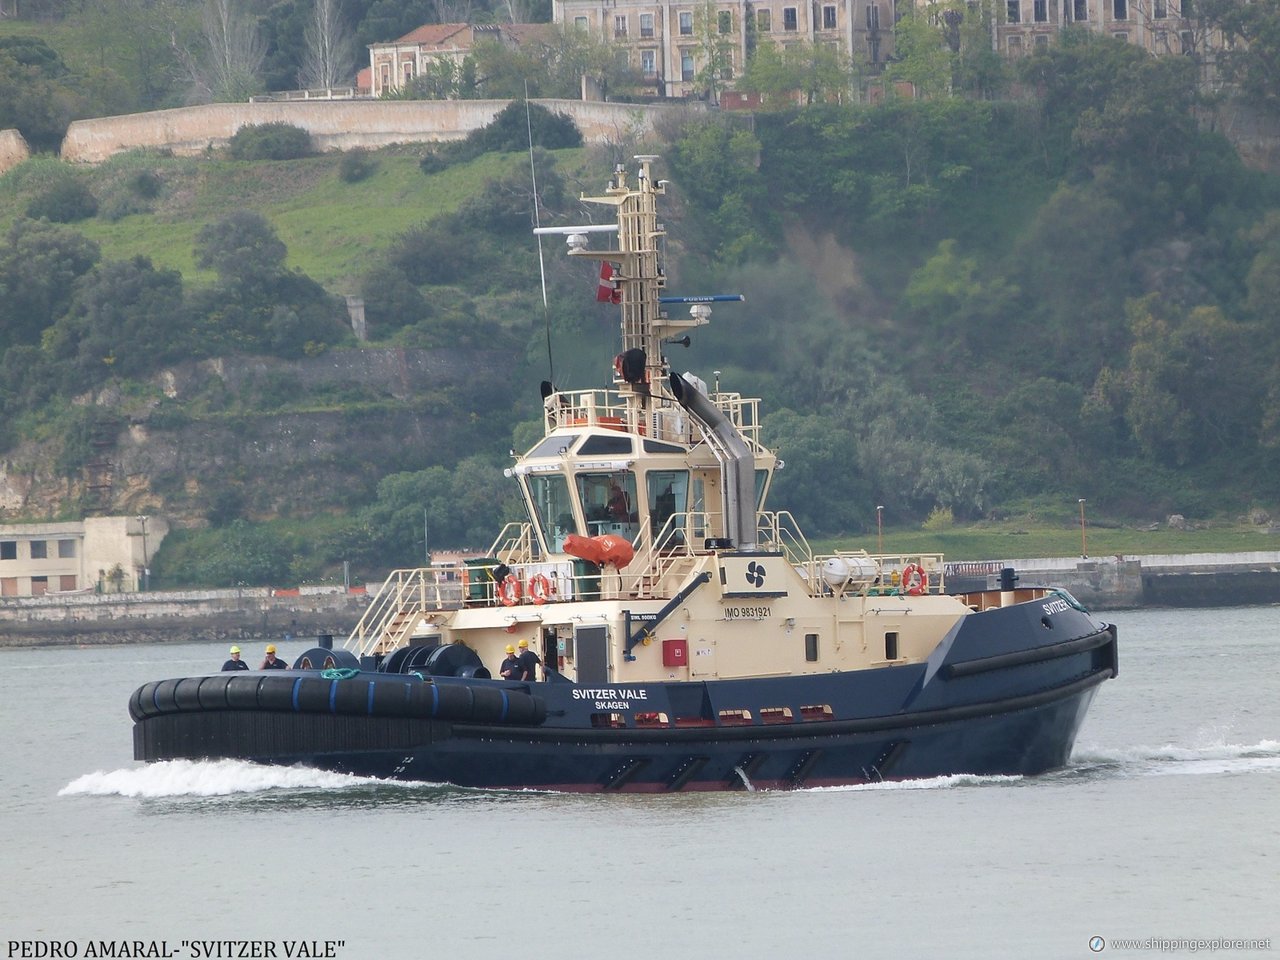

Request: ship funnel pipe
left=669, top=373, right=757, bottom=552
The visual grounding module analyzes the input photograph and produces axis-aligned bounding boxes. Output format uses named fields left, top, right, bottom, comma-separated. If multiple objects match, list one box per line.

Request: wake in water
left=59, top=759, right=413, bottom=798
left=1062, top=738, right=1280, bottom=781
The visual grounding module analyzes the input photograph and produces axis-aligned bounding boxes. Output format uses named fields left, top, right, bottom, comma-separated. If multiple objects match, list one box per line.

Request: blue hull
left=131, top=604, right=1118, bottom=792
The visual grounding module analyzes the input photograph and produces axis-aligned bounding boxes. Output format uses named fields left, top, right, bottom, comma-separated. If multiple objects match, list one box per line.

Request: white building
left=0, top=515, right=168, bottom=596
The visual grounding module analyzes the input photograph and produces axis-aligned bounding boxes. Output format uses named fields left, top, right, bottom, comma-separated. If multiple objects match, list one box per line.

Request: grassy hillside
left=0, top=146, right=581, bottom=291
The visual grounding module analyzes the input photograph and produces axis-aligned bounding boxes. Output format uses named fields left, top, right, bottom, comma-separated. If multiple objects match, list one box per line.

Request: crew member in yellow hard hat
left=516, top=638, right=542, bottom=682
left=221, top=645, right=249, bottom=672
left=499, top=643, right=521, bottom=681
left=261, top=644, right=286, bottom=670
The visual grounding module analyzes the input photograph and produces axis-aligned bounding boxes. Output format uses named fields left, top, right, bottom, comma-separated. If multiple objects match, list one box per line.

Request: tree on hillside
left=189, top=0, right=266, bottom=102
left=0, top=37, right=93, bottom=151
left=300, top=0, right=356, bottom=89
left=1197, top=0, right=1280, bottom=117
left=883, top=9, right=951, bottom=99
left=737, top=39, right=855, bottom=106
left=0, top=219, right=100, bottom=352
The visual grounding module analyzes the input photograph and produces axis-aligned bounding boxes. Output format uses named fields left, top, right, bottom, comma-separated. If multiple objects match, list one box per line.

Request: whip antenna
left=525, top=85, right=554, bottom=383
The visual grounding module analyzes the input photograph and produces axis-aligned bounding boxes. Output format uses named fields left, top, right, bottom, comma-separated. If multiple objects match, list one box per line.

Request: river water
left=2, top=606, right=1277, bottom=959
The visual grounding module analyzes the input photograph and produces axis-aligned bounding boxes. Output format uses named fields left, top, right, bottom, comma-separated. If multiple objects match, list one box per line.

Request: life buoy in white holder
left=527, top=573, right=552, bottom=605
left=499, top=574, right=523, bottom=606
left=901, top=562, right=929, bottom=596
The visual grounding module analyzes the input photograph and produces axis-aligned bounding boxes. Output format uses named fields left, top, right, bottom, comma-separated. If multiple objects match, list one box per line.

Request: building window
left=614, top=14, right=627, bottom=37
left=720, top=51, right=734, bottom=78
left=1074, top=0, right=1088, bottom=19
left=1112, top=0, right=1127, bottom=19
left=681, top=49, right=694, bottom=80
left=1007, top=0, right=1020, bottom=22
left=29, top=540, right=47, bottom=560
left=402, top=61, right=413, bottom=82
left=574, top=15, right=588, bottom=28
left=823, top=4, right=837, bottom=27
left=31, top=576, right=48, bottom=596
left=869, top=35, right=881, bottom=59
left=866, top=3, right=880, bottom=28
left=1034, top=32, right=1049, bottom=46
left=679, top=10, right=693, bottom=34
left=0, top=541, right=15, bottom=560
left=718, top=9, right=732, bottom=32
left=640, top=12, right=654, bottom=37
left=783, top=6, right=797, bottom=29
left=58, top=539, right=76, bottom=558
left=59, top=575, right=77, bottom=592
left=1154, top=0, right=1166, bottom=15
left=641, top=48, right=656, bottom=75
left=1112, top=30, right=1128, bottom=39
left=1008, top=34, right=1023, bottom=52
left=1, top=577, right=15, bottom=596
left=757, top=8, right=772, bottom=30
left=1034, top=0, right=1047, bottom=19
left=1180, top=30, right=1193, bottom=53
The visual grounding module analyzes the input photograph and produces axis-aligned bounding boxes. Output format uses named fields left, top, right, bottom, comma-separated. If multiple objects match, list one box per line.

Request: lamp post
left=876, top=505, right=884, bottom=556
left=1078, top=499, right=1087, bottom=559
left=137, top=515, right=149, bottom=591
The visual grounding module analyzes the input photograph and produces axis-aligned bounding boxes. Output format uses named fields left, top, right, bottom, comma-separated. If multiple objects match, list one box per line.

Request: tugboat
left=130, top=158, right=1118, bottom=792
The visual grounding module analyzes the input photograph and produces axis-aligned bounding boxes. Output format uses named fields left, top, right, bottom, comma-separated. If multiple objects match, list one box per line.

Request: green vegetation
left=1, top=8, right=1279, bottom=588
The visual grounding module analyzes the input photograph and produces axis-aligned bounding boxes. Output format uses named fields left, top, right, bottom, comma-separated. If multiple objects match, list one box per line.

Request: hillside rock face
left=0, top=346, right=519, bottom=525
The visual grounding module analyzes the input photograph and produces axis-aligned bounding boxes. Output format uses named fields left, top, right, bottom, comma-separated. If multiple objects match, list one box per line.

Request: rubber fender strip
left=942, top=629, right=1113, bottom=679
left=366, top=682, right=375, bottom=716
left=329, top=680, right=338, bottom=714
left=430, top=683, right=439, bottom=717
left=500, top=689, right=509, bottom=722
left=291, top=677, right=303, bottom=711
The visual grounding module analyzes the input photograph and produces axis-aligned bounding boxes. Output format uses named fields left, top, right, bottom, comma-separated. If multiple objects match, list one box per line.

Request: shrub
left=922, top=506, right=955, bottom=531
left=227, top=123, right=313, bottom=161
left=338, top=148, right=377, bottom=183
left=26, top=180, right=99, bottom=223
left=128, top=169, right=163, bottom=199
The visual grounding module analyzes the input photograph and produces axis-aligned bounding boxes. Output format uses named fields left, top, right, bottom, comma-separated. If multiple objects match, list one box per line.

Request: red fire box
left=662, top=638, right=688, bottom=667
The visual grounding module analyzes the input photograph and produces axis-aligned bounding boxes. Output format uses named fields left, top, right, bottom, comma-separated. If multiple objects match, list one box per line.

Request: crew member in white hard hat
left=221, top=645, right=249, bottom=671
left=260, top=644, right=286, bottom=670
left=499, top=643, right=521, bottom=680
left=516, top=638, right=541, bottom=682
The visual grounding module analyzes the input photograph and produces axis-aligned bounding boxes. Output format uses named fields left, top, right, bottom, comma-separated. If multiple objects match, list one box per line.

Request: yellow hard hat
left=229, top=646, right=241, bottom=654
left=518, top=639, right=529, bottom=648
left=266, top=644, right=277, bottom=654
left=505, top=644, right=515, bottom=654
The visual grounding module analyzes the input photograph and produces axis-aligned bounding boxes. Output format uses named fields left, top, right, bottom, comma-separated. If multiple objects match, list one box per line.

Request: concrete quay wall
left=60, top=99, right=696, bottom=164
left=999, top=551, right=1280, bottom=610
left=0, top=586, right=368, bottom=648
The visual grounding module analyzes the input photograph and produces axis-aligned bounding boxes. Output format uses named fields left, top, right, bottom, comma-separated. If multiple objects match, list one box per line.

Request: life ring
left=528, top=573, right=552, bottom=605
left=499, top=574, right=523, bottom=606
left=901, top=562, right=929, bottom=596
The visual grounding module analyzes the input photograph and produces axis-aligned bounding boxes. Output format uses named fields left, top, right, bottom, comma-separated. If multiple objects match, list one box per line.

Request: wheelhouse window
left=647, top=470, right=690, bottom=545
left=527, top=472, right=577, bottom=552
left=578, top=471, right=639, bottom=539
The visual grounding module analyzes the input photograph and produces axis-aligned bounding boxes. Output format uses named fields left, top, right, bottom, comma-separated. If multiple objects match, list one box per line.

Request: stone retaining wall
left=0, top=128, right=30, bottom=175
left=60, top=99, right=701, bottom=164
